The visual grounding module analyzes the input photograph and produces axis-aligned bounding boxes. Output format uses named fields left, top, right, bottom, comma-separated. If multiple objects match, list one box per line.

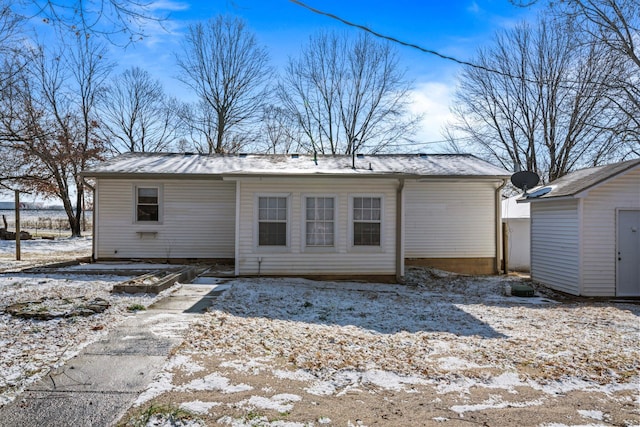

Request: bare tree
left=278, top=31, right=420, bottom=155
left=175, top=15, right=271, bottom=154
left=99, top=66, right=181, bottom=153
left=11, top=0, right=168, bottom=45
left=0, top=33, right=112, bottom=236
left=554, top=0, right=640, bottom=155
left=447, top=17, right=625, bottom=182
left=258, top=104, right=304, bottom=154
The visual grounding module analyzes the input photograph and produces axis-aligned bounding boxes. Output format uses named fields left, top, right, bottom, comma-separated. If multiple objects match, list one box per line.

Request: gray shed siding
left=582, top=168, right=640, bottom=296
left=530, top=200, right=580, bottom=294
left=95, top=179, right=236, bottom=259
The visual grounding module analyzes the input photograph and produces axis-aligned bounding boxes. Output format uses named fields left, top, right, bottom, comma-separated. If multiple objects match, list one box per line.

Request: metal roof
left=83, top=152, right=511, bottom=179
left=521, top=158, right=640, bottom=201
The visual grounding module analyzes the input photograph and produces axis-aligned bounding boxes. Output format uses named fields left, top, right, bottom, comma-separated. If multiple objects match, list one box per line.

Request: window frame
left=134, top=185, right=162, bottom=224
left=349, top=194, right=384, bottom=251
left=303, top=194, right=337, bottom=252
left=254, top=193, right=291, bottom=250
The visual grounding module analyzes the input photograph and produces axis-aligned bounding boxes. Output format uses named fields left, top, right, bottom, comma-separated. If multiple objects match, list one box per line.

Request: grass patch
left=121, top=404, right=202, bottom=427
left=126, top=304, right=146, bottom=312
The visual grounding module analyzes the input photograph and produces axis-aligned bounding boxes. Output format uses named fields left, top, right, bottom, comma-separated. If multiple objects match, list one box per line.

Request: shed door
left=617, top=210, right=640, bottom=296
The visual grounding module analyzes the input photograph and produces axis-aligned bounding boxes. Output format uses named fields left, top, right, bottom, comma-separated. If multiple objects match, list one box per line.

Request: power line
left=288, top=0, right=520, bottom=79
left=288, top=0, right=623, bottom=89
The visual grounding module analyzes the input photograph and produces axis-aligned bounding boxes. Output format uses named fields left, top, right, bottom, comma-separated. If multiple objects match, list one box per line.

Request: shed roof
left=83, top=152, right=511, bottom=179
left=521, top=158, right=640, bottom=202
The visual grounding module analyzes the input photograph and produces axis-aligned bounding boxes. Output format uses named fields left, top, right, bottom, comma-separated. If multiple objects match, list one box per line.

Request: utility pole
left=15, top=190, right=21, bottom=261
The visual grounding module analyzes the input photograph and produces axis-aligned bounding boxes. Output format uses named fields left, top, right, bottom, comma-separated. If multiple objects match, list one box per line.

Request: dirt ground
left=118, top=273, right=640, bottom=427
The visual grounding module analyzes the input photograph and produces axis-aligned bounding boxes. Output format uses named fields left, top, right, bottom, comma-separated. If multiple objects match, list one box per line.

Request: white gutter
left=82, top=177, right=96, bottom=262
left=234, top=180, right=241, bottom=277
left=395, top=178, right=405, bottom=282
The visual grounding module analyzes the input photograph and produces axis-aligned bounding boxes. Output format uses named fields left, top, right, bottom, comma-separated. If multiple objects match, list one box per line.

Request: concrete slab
left=28, top=355, right=167, bottom=392
left=172, top=284, right=221, bottom=296
left=0, top=390, right=137, bottom=427
left=147, top=295, right=215, bottom=311
left=0, top=273, right=233, bottom=427
left=83, top=330, right=175, bottom=356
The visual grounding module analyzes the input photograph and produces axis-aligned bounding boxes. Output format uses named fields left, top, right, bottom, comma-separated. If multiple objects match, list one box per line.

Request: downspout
left=82, top=177, right=96, bottom=262
left=234, top=180, right=240, bottom=277
left=495, top=179, right=508, bottom=274
left=396, top=178, right=405, bottom=283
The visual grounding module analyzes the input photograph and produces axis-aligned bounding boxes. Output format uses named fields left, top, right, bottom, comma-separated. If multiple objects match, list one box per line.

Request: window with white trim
left=258, top=196, right=287, bottom=246
left=136, top=187, right=159, bottom=222
left=306, top=196, right=335, bottom=247
left=352, top=196, right=381, bottom=246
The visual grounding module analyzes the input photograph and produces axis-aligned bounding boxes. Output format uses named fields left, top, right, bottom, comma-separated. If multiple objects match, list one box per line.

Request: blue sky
left=117, top=0, right=540, bottom=147
left=22, top=0, right=540, bottom=147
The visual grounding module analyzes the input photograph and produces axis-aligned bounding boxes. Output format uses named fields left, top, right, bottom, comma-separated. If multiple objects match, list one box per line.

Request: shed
left=502, top=195, right=530, bottom=272
left=82, top=153, right=511, bottom=280
left=521, top=158, right=640, bottom=296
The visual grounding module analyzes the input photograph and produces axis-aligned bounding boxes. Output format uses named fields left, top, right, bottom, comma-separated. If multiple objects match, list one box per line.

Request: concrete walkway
left=0, top=278, right=230, bottom=427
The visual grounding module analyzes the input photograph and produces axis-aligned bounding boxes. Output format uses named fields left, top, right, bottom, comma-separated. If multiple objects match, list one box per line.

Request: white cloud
left=407, top=80, right=457, bottom=151
left=467, top=1, right=481, bottom=14
left=148, top=0, right=191, bottom=12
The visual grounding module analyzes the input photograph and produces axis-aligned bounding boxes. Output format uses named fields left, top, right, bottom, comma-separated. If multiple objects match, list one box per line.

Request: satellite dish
left=510, top=171, right=540, bottom=194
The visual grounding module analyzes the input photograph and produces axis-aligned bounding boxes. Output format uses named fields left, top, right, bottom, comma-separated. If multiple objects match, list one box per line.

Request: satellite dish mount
left=510, top=170, right=540, bottom=195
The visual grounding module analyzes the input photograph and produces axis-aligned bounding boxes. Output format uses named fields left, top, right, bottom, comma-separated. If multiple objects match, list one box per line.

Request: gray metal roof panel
left=83, top=153, right=511, bottom=178
left=522, top=158, right=640, bottom=201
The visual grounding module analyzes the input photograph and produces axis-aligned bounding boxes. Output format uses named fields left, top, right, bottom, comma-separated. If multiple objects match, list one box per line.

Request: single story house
left=82, top=152, right=511, bottom=280
left=520, top=158, right=640, bottom=297
left=502, top=195, right=530, bottom=272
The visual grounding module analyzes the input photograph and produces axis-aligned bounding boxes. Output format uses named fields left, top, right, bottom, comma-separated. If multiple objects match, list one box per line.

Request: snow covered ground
left=0, top=237, right=182, bottom=407
left=0, top=237, right=92, bottom=271
left=127, top=273, right=640, bottom=426
left=1, top=238, right=638, bottom=426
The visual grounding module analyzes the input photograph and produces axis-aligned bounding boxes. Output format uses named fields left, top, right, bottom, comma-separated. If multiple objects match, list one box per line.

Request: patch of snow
left=305, top=381, right=336, bottom=396
left=0, top=236, right=92, bottom=256
left=134, top=371, right=174, bottom=406
left=237, top=394, right=302, bottom=413
left=179, top=400, right=221, bottom=415
left=451, top=395, right=544, bottom=414
left=220, top=358, right=269, bottom=374
left=179, top=373, right=253, bottom=393
left=166, top=355, right=205, bottom=376
left=577, top=410, right=605, bottom=421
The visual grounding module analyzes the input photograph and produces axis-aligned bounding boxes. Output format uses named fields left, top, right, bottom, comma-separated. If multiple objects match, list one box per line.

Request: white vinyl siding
left=530, top=200, right=580, bottom=295
left=95, top=179, right=235, bottom=259
left=235, top=178, right=397, bottom=275
left=581, top=168, right=640, bottom=296
left=404, top=180, right=496, bottom=258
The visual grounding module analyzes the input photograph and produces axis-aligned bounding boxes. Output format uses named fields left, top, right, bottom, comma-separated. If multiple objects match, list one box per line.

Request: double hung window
left=352, top=196, right=381, bottom=246
left=136, top=187, right=159, bottom=222
left=306, top=197, right=335, bottom=247
left=258, top=196, right=287, bottom=246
